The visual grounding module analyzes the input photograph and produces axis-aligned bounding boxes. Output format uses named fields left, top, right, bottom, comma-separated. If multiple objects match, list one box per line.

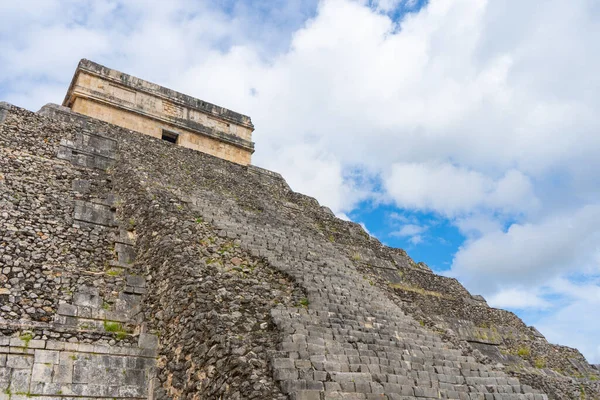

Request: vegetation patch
left=19, top=332, right=33, bottom=348
left=106, top=268, right=123, bottom=276
left=297, top=298, right=309, bottom=308
left=103, top=320, right=122, bottom=332
left=535, top=357, right=547, bottom=369
left=517, top=346, right=531, bottom=357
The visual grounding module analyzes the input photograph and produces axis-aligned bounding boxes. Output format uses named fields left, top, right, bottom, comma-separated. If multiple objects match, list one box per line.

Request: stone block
left=293, top=391, right=322, bottom=400
left=7, top=355, right=33, bottom=369
left=32, top=363, right=54, bottom=382
left=58, top=144, right=116, bottom=170
left=274, top=368, right=299, bottom=380
left=72, top=292, right=102, bottom=308
left=138, top=333, right=159, bottom=350
left=64, top=343, right=79, bottom=352
left=330, top=372, right=372, bottom=383
left=314, top=370, right=327, bottom=381
left=8, top=347, right=34, bottom=355
left=9, top=369, right=31, bottom=392
left=29, top=340, right=46, bottom=349
left=77, top=344, right=95, bottom=353
left=73, top=383, right=109, bottom=397
left=73, top=200, right=115, bottom=227
left=123, top=369, right=146, bottom=387
left=108, top=356, right=125, bottom=368
left=34, top=350, right=59, bottom=365
left=126, top=274, right=146, bottom=288
left=116, top=243, right=136, bottom=264
left=72, top=364, right=90, bottom=384
left=119, top=384, right=146, bottom=397
left=140, top=348, right=157, bottom=358
left=414, top=387, right=439, bottom=398
left=0, top=367, right=10, bottom=383
left=92, top=345, right=111, bottom=354
left=280, top=379, right=307, bottom=393
left=53, top=363, right=73, bottom=384
left=77, top=306, right=92, bottom=318
left=78, top=131, right=118, bottom=155
left=355, top=381, right=371, bottom=393
left=306, top=380, right=324, bottom=391
left=9, top=337, right=26, bottom=347
left=37, top=382, right=71, bottom=395
left=106, top=385, right=121, bottom=397
left=273, top=358, right=295, bottom=369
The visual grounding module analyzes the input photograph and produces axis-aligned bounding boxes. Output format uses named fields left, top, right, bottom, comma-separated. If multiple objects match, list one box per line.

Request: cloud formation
left=384, top=163, right=538, bottom=217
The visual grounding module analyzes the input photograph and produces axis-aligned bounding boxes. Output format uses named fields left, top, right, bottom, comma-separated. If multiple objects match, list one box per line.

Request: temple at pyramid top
left=63, top=59, right=255, bottom=165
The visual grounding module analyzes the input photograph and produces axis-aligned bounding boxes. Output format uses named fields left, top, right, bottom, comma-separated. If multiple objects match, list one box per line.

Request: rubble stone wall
left=2, top=102, right=599, bottom=400
left=1, top=104, right=158, bottom=400
left=83, top=105, right=559, bottom=400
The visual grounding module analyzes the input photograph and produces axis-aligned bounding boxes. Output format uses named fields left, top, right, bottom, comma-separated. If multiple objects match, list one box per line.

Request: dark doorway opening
left=162, top=129, right=179, bottom=144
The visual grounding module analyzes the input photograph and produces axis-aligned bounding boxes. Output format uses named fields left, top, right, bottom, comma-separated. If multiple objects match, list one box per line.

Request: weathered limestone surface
left=0, top=337, right=155, bottom=400
left=0, top=104, right=157, bottom=400
left=62, top=59, right=254, bottom=165
left=1, top=102, right=599, bottom=400
left=105, top=109, right=599, bottom=400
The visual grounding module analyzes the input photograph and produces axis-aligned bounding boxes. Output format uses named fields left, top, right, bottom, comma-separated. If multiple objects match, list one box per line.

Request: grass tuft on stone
left=103, top=320, right=122, bottom=332
left=517, top=346, right=531, bottom=357
left=19, top=332, right=33, bottom=348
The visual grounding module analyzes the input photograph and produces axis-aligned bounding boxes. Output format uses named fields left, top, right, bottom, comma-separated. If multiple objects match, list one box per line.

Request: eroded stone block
left=57, top=303, right=77, bottom=317
left=32, top=363, right=53, bottom=382
left=7, top=354, right=33, bottom=369
left=73, top=200, right=115, bottom=227
left=138, top=333, right=159, bottom=350
left=9, top=368, right=31, bottom=392
left=52, top=364, right=73, bottom=384
left=34, top=350, right=59, bottom=365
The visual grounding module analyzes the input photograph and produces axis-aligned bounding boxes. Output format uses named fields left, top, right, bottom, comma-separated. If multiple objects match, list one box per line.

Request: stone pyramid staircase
left=190, top=190, right=549, bottom=400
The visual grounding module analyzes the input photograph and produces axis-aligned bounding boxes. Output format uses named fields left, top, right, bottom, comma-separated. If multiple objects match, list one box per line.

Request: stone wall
left=0, top=337, right=154, bottom=399
left=2, top=101, right=599, bottom=400
left=0, top=106, right=113, bottom=322
left=0, top=104, right=158, bottom=400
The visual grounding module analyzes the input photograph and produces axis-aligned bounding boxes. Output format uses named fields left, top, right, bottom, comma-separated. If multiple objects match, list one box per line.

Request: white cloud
left=450, top=205, right=600, bottom=292
left=390, top=223, right=427, bottom=245
left=384, top=163, right=538, bottom=217
left=453, top=213, right=503, bottom=238
left=536, top=289, right=600, bottom=364
left=394, top=224, right=426, bottom=237
left=486, top=288, right=551, bottom=310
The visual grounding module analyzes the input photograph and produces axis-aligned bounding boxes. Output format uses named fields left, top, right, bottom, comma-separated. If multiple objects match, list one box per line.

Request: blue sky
left=350, top=205, right=463, bottom=273
left=1, top=0, right=599, bottom=363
